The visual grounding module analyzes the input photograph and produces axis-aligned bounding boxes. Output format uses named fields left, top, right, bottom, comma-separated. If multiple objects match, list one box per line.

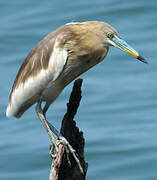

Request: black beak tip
left=137, top=55, right=148, bottom=64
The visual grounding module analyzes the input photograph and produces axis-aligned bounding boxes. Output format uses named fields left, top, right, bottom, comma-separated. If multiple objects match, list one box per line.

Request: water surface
left=1, top=0, right=157, bottom=179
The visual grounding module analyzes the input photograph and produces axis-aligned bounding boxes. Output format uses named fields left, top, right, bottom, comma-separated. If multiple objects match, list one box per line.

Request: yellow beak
left=112, top=35, right=148, bottom=64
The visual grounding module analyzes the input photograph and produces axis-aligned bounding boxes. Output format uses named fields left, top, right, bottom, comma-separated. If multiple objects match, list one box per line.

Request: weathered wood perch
left=49, top=78, right=88, bottom=180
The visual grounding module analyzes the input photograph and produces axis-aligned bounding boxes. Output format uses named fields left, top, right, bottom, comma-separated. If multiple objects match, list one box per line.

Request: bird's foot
left=49, top=143, right=58, bottom=158
left=49, top=135, right=84, bottom=174
left=35, top=102, right=84, bottom=174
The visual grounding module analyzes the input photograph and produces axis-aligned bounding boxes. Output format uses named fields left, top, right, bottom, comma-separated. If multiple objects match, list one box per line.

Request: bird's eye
left=107, top=32, right=114, bottom=39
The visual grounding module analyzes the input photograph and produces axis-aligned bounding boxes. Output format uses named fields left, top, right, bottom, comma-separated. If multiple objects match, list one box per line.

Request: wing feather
left=6, top=37, right=68, bottom=118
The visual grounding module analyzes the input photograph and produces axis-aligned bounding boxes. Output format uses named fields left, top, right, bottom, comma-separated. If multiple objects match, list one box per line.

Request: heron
left=6, top=21, right=147, bottom=172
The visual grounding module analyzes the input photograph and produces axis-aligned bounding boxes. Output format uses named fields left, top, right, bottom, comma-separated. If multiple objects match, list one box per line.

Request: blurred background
left=0, top=0, right=157, bottom=179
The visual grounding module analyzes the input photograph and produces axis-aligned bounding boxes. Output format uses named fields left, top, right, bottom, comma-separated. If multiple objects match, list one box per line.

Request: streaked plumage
left=6, top=21, right=147, bottom=118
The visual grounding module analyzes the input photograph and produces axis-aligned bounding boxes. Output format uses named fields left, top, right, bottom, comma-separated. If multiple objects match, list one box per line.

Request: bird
left=6, top=21, right=147, bottom=172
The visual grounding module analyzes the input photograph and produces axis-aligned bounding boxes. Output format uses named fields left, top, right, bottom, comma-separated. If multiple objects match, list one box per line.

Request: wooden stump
left=49, top=79, right=88, bottom=180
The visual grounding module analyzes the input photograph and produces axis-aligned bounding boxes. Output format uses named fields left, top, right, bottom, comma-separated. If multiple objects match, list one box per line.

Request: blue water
left=1, top=0, right=157, bottom=179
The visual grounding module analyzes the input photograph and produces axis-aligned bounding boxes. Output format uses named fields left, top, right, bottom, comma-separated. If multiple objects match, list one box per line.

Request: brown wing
left=6, top=25, right=68, bottom=118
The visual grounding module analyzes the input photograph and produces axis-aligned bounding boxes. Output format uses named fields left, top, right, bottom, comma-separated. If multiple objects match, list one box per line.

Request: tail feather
left=6, top=95, right=39, bottom=118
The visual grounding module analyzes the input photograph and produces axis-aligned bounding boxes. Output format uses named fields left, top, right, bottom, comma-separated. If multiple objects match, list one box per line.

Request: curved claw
left=49, top=142, right=60, bottom=158
left=49, top=144, right=57, bottom=158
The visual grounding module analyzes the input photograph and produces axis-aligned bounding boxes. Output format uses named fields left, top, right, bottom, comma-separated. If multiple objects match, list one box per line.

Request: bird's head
left=99, top=22, right=148, bottom=64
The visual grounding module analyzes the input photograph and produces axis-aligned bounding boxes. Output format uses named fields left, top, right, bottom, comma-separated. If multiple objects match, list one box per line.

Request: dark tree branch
left=49, top=78, right=88, bottom=180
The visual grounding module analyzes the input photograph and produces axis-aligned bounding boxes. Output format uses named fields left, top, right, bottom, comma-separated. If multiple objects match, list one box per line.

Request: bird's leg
left=36, top=100, right=84, bottom=174
left=43, top=101, right=51, bottom=116
left=35, top=100, right=59, bottom=156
